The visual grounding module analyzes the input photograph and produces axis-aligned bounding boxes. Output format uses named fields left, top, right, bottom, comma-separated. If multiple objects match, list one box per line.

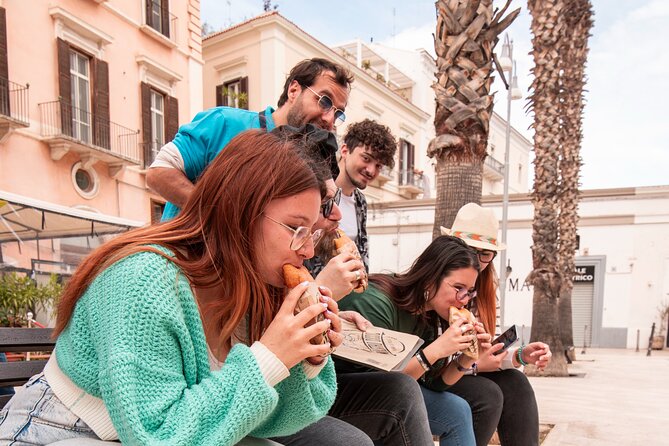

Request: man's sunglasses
left=321, top=188, right=342, bottom=219
left=303, top=85, right=346, bottom=126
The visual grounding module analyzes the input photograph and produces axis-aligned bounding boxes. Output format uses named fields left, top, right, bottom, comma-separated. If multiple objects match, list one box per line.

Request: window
left=150, top=89, right=165, bottom=163
left=69, top=50, right=92, bottom=143
left=150, top=199, right=165, bottom=224
left=141, top=82, right=179, bottom=168
left=57, top=38, right=110, bottom=149
left=71, top=161, right=99, bottom=199
left=398, top=139, right=415, bottom=186
left=145, top=0, right=170, bottom=38
left=216, top=77, right=248, bottom=109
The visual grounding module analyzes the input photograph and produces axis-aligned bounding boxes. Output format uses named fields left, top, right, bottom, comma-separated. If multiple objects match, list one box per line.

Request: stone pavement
left=529, top=348, right=669, bottom=445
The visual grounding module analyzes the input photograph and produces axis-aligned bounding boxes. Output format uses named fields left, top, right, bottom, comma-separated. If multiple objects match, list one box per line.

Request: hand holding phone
left=491, top=325, right=518, bottom=355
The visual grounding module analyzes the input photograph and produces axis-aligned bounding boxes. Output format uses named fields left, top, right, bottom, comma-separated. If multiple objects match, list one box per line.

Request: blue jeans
left=0, top=373, right=101, bottom=445
left=419, top=385, right=476, bottom=446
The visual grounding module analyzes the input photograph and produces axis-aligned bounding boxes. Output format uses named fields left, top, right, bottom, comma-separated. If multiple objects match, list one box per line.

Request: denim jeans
left=419, top=385, right=476, bottom=446
left=0, top=373, right=101, bottom=445
left=447, top=369, right=539, bottom=446
left=273, top=372, right=434, bottom=446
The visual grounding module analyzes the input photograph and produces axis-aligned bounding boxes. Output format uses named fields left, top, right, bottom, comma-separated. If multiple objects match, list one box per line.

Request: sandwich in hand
left=448, top=306, right=479, bottom=360
left=282, top=264, right=329, bottom=346
left=333, top=229, right=368, bottom=292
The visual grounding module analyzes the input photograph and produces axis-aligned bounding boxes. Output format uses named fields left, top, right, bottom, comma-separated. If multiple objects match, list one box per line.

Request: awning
left=0, top=191, right=145, bottom=244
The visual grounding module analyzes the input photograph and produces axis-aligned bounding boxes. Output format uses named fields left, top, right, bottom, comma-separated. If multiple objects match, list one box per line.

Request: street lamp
left=498, top=34, right=522, bottom=329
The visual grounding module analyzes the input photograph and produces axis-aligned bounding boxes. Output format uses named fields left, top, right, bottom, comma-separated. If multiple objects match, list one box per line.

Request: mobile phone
left=491, top=325, right=518, bottom=355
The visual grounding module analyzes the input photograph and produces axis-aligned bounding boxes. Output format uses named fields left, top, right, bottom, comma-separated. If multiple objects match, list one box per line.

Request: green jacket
left=338, top=283, right=452, bottom=391
left=55, top=249, right=336, bottom=445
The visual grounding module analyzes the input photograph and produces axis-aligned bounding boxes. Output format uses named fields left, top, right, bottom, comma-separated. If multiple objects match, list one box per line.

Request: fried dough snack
left=448, top=306, right=479, bottom=360
left=333, top=229, right=368, bottom=292
left=282, top=264, right=329, bottom=346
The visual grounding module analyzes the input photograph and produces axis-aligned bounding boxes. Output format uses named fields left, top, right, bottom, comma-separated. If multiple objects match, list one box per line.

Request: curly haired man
left=336, top=119, right=397, bottom=271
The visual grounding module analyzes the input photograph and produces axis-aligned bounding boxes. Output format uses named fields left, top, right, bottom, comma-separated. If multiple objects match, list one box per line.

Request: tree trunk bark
left=432, top=159, right=482, bottom=239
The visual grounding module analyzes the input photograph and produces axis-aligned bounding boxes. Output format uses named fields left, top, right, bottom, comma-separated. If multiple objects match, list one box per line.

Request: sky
left=201, top=0, right=669, bottom=190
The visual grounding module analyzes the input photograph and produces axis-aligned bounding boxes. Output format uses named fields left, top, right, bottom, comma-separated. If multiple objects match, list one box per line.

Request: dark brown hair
left=369, top=236, right=480, bottom=319
left=55, top=130, right=326, bottom=348
left=344, top=119, right=397, bottom=169
left=277, top=58, right=354, bottom=107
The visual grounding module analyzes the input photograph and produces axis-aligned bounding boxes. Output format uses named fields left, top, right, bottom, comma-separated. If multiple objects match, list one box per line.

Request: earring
left=424, top=290, right=430, bottom=302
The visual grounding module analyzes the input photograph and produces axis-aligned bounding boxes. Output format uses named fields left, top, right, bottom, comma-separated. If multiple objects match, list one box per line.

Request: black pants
left=272, top=371, right=433, bottom=446
left=447, top=369, right=539, bottom=446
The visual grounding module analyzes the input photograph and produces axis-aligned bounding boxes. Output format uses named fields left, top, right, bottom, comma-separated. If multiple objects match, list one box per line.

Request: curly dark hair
left=343, top=119, right=397, bottom=169
left=277, top=58, right=354, bottom=107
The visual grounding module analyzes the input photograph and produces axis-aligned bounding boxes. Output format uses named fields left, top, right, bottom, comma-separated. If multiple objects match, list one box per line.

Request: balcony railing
left=398, top=169, right=425, bottom=189
left=0, top=77, right=30, bottom=125
left=485, top=156, right=505, bottom=176
left=39, top=100, right=140, bottom=164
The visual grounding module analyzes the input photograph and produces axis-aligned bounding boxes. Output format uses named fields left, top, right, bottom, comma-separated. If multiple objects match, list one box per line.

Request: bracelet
left=454, top=354, right=478, bottom=376
left=415, top=350, right=431, bottom=372
left=517, top=344, right=528, bottom=366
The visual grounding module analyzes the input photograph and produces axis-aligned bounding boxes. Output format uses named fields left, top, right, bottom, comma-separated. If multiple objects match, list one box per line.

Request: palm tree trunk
left=432, top=160, right=483, bottom=238
left=430, top=0, right=519, bottom=237
left=527, top=0, right=568, bottom=377
left=557, top=0, right=593, bottom=356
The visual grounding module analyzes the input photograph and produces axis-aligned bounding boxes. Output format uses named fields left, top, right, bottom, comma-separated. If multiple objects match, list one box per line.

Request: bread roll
left=448, top=306, right=479, bottom=360
left=282, top=264, right=328, bottom=346
left=333, top=229, right=368, bottom=292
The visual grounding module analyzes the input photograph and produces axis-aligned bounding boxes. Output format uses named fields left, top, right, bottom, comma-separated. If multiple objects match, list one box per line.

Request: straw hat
left=440, top=203, right=506, bottom=251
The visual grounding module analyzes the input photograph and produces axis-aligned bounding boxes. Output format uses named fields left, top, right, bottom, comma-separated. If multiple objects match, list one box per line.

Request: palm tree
left=526, top=0, right=569, bottom=376
left=557, top=0, right=593, bottom=359
left=430, top=0, right=519, bottom=238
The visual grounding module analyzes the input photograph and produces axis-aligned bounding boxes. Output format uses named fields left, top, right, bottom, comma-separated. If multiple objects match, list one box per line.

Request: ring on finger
left=354, top=270, right=361, bottom=282
left=460, top=326, right=467, bottom=334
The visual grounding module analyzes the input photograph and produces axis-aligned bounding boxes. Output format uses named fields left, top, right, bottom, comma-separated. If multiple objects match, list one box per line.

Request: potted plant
left=651, top=300, right=669, bottom=350
left=0, top=273, right=62, bottom=327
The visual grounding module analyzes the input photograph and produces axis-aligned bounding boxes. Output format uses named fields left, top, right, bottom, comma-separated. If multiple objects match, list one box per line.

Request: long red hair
left=473, top=262, right=498, bottom=335
left=54, top=130, right=326, bottom=348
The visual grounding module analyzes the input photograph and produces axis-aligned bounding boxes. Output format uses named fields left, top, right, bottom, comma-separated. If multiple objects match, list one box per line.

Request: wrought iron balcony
left=39, top=100, right=141, bottom=174
left=398, top=169, right=425, bottom=199
left=0, top=77, right=30, bottom=139
left=369, top=165, right=393, bottom=188
left=483, top=155, right=505, bottom=181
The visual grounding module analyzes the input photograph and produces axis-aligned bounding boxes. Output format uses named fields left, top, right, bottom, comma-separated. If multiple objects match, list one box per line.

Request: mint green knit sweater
left=55, top=250, right=337, bottom=445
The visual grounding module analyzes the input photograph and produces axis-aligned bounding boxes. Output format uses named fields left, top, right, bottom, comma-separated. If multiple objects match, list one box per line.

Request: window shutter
left=215, top=84, right=224, bottom=107
left=408, top=141, right=415, bottom=185
left=140, top=82, right=152, bottom=168
left=93, top=58, right=110, bottom=150
left=240, top=76, right=249, bottom=110
left=56, top=38, right=72, bottom=137
left=0, top=7, right=9, bottom=116
left=160, top=0, right=170, bottom=38
left=165, top=94, right=179, bottom=144
left=398, top=138, right=405, bottom=185
left=145, top=0, right=153, bottom=29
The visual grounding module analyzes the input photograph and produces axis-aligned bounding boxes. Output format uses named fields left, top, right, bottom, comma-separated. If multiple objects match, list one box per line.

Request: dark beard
left=315, top=230, right=338, bottom=263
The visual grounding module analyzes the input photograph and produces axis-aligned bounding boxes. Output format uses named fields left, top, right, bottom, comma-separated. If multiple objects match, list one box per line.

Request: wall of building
left=366, top=186, right=669, bottom=349
left=0, top=0, right=201, bottom=220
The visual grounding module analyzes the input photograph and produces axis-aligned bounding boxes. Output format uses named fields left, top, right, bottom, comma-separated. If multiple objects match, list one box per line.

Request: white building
left=334, top=40, right=532, bottom=197
left=366, top=185, right=669, bottom=349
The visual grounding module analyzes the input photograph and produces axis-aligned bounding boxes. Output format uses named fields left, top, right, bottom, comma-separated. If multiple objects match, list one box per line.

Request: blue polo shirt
left=161, top=106, right=276, bottom=220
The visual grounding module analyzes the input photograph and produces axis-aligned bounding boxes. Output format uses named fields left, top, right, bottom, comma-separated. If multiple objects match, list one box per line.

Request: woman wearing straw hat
left=441, top=203, right=552, bottom=446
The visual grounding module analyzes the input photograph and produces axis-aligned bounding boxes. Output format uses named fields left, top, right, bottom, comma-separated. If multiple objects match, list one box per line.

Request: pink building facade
left=0, top=0, right=202, bottom=270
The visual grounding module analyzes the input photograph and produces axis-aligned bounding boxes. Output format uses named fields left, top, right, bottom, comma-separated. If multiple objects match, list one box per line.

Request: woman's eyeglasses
left=476, top=249, right=497, bottom=263
left=447, top=283, right=478, bottom=302
left=264, top=215, right=323, bottom=251
left=303, top=85, right=346, bottom=126
left=321, top=188, right=342, bottom=219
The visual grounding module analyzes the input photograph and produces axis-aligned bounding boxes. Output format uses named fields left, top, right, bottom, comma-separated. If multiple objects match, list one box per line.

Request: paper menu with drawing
left=332, top=320, right=424, bottom=372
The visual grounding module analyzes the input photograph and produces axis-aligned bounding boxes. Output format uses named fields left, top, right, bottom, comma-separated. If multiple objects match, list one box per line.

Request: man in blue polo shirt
left=147, top=58, right=354, bottom=220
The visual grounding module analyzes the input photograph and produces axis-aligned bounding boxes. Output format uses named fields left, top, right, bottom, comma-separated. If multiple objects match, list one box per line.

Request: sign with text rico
left=573, top=265, right=595, bottom=283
